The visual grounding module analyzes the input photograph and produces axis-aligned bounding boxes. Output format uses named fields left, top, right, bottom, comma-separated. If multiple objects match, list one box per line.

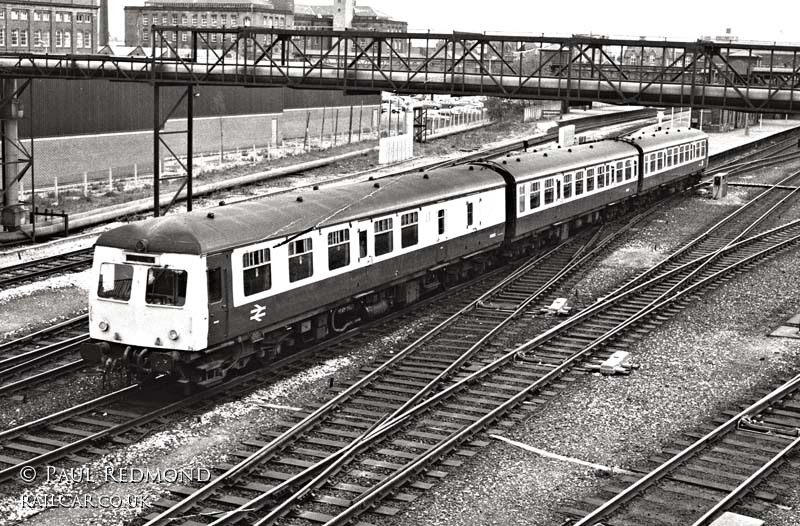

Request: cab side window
left=207, top=268, right=222, bottom=303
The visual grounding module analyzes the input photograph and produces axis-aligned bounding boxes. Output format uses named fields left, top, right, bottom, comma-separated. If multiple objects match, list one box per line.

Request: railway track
left=561, top=373, right=800, bottom=526
left=0, top=315, right=89, bottom=397
left=0, top=247, right=93, bottom=290
left=137, top=184, right=800, bottom=526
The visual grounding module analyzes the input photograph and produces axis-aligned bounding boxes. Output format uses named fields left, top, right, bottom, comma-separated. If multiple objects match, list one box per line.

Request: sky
left=108, top=0, right=800, bottom=45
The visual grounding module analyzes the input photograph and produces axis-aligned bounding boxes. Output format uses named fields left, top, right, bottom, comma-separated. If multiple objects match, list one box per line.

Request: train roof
left=496, top=127, right=707, bottom=182
left=96, top=164, right=506, bottom=255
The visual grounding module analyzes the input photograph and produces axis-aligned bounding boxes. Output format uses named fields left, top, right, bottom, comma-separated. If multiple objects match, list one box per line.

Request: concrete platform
left=710, top=511, right=764, bottom=526
left=707, top=119, right=800, bottom=157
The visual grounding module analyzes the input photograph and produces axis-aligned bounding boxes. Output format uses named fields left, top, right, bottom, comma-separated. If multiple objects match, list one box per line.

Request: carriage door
left=358, top=229, right=371, bottom=263
left=206, top=253, right=230, bottom=344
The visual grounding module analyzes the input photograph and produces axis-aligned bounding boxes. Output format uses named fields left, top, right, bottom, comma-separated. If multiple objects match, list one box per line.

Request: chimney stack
left=100, top=0, right=109, bottom=46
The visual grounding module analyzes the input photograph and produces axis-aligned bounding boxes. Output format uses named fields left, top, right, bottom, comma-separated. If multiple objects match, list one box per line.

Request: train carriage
left=85, top=164, right=507, bottom=386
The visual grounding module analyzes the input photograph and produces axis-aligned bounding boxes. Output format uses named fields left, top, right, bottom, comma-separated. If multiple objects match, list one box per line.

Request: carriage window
left=401, top=212, right=419, bottom=248
left=700, top=141, right=706, bottom=158
left=529, top=181, right=541, bottom=208
left=672, top=148, right=679, bottom=165
left=467, top=202, right=474, bottom=227
left=608, top=164, right=615, bottom=185
left=328, top=229, right=350, bottom=270
left=243, top=248, right=271, bottom=296
left=563, top=173, right=572, bottom=199
left=597, top=165, right=605, bottom=188
left=518, top=185, right=527, bottom=213
left=374, top=218, right=393, bottom=256
left=586, top=168, right=595, bottom=192
left=657, top=151, right=664, bottom=170
left=650, top=154, right=657, bottom=173
left=98, top=263, right=133, bottom=301
left=625, top=160, right=633, bottom=180
left=575, top=170, right=584, bottom=196
left=438, top=209, right=446, bottom=235
left=544, top=179, right=555, bottom=205
left=359, top=230, right=368, bottom=258
left=643, top=154, right=649, bottom=175
left=289, top=238, right=313, bottom=282
left=146, top=268, right=187, bottom=306
left=207, top=268, right=222, bottom=303
left=616, top=161, right=624, bottom=182
left=666, top=148, right=673, bottom=167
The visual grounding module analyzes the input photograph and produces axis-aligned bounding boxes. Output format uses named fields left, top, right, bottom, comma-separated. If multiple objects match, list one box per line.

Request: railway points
left=0, top=97, right=796, bottom=523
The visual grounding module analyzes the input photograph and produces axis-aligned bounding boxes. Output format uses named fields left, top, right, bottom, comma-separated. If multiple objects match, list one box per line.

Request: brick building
left=124, top=0, right=295, bottom=48
left=0, top=0, right=99, bottom=54
left=294, top=3, right=407, bottom=51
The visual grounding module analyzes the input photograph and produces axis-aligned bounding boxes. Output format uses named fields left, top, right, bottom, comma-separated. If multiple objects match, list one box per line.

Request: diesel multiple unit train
left=82, top=127, right=708, bottom=386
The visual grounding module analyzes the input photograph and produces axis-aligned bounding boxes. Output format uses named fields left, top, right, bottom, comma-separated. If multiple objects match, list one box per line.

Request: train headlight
left=168, top=330, right=180, bottom=341
left=98, top=320, right=109, bottom=332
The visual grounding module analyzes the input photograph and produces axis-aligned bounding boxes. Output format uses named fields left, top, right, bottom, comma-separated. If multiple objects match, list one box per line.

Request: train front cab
left=83, top=245, right=211, bottom=381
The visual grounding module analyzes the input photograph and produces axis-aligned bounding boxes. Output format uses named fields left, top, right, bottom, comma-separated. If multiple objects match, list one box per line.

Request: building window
left=10, top=29, right=17, bottom=47
left=211, top=15, right=217, bottom=27
left=84, top=31, right=90, bottom=49
left=10, top=10, right=17, bottom=20
left=33, top=29, right=42, bottom=47
left=142, top=29, right=149, bottom=41
left=438, top=209, right=446, bottom=235
left=374, top=218, right=393, bottom=256
left=76, top=13, right=83, bottom=22
left=43, top=32, right=50, bottom=48
left=181, top=15, right=187, bottom=25
left=161, top=15, right=167, bottom=25
left=55, top=30, right=63, bottom=47
left=84, top=14, right=91, bottom=23
left=19, top=29, right=27, bottom=47
left=529, top=181, right=541, bottom=209
left=401, top=212, right=418, bottom=248
left=220, top=14, right=226, bottom=26
left=76, top=31, right=83, bottom=49
left=64, top=30, right=71, bottom=48
left=328, top=229, right=350, bottom=270
left=243, top=248, right=271, bottom=296
left=289, top=239, right=313, bottom=282
left=191, top=14, right=197, bottom=26
left=181, top=32, right=188, bottom=42
left=0, top=29, right=5, bottom=47
left=143, top=15, right=148, bottom=25
left=56, top=12, right=63, bottom=22
left=201, top=14, right=207, bottom=27
left=172, top=14, right=178, bottom=25
left=231, top=16, right=238, bottom=27
left=243, top=16, right=251, bottom=27
left=210, top=33, right=217, bottom=43
left=0, top=11, right=4, bottom=20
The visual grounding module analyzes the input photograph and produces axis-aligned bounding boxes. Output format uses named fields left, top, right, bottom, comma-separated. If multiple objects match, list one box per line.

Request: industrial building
left=0, top=0, right=99, bottom=54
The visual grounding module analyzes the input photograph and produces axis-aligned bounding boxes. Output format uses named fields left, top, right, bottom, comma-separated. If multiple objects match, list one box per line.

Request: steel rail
left=0, top=334, right=88, bottom=375
left=219, top=219, right=800, bottom=526
left=140, top=239, right=576, bottom=526
left=322, top=225, right=800, bottom=526
left=206, top=208, right=663, bottom=525
left=0, top=360, right=86, bottom=396
left=0, top=314, right=88, bottom=351
left=575, top=372, right=800, bottom=526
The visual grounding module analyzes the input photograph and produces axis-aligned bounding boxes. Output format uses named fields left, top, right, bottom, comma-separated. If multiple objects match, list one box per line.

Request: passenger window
left=289, top=238, right=313, bottom=282
left=563, top=173, right=572, bottom=199
left=243, top=248, right=271, bottom=296
left=207, top=268, right=222, bottom=303
left=616, top=161, right=624, bottom=182
left=657, top=151, right=664, bottom=170
left=518, top=185, right=526, bottom=213
left=359, top=230, right=368, bottom=259
left=575, top=170, right=584, bottom=195
left=467, top=202, right=474, bottom=227
left=401, top=212, right=419, bottom=248
left=625, top=160, right=633, bottom=180
left=374, top=218, right=393, bottom=256
left=596, top=166, right=605, bottom=188
left=328, top=228, right=350, bottom=270
left=586, top=168, right=595, bottom=192
left=98, top=263, right=133, bottom=301
left=146, top=268, right=187, bottom=306
left=437, top=210, right=446, bottom=235
left=650, top=154, right=656, bottom=173
left=529, top=182, right=541, bottom=208
left=608, top=165, right=615, bottom=185
left=544, top=179, right=554, bottom=205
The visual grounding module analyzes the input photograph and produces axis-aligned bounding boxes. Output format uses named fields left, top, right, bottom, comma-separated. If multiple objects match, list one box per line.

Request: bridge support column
left=1, top=79, right=28, bottom=232
left=153, top=83, right=196, bottom=217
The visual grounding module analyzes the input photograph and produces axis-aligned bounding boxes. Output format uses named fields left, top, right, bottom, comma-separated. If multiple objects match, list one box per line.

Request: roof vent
left=557, top=145, right=562, bottom=148
left=423, top=173, right=430, bottom=178
left=589, top=145, right=594, bottom=148
left=219, top=201, right=226, bottom=206
left=468, top=166, right=474, bottom=171
left=502, top=160, right=507, bottom=164
left=135, top=239, right=148, bottom=252
left=313, top=185, right=320, bottom=190
left=369, top=176, right=375, bottom=180
left=652, top=134, right=656, bottom=137
left=506, top=153, right=511, bottom=157
left=516, top=158, right=521, bottom=162
left=533, top=149, right=538, bottom=153
left=568, top=148, right=572, bottom=153
left=207, top=212, right=215, bottom=219
left=543, top=153, right=548, bottom=157
left=418, top=168, right=424, bottom=172
left=297, top=196, right=304, bottom=202
left=374, top=182, right=381, bottom=188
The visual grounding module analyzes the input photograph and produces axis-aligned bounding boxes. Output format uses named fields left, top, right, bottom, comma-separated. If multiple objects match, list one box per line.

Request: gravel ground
left=389, top=165, right=800, bottom=526
left=2, top=123, right=798, bottom=525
